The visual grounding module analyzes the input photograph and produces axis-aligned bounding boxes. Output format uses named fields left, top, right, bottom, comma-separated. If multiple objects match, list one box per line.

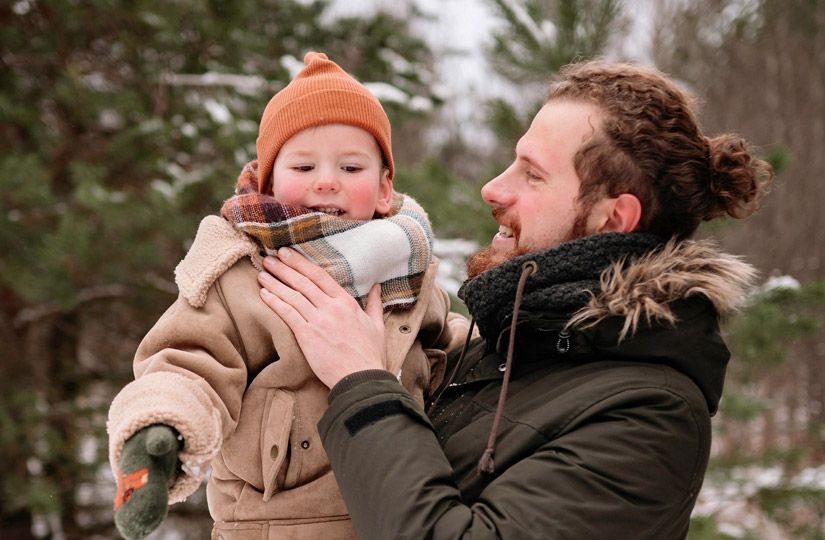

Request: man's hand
left=114, top=424, right=179, bottom=540
left=257, top=247, right=387, bottom=389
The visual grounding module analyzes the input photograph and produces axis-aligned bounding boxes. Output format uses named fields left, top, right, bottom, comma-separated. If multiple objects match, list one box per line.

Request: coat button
left=269, top=445, right=279, bottom=460
left=399, top=325, right=412, bottom=334
left=300, top=440, right=310, bottom=449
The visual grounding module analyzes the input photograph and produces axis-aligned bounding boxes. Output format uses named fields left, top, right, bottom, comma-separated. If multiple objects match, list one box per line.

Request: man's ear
left=591, top=193, right=642, bottom=233
left=374, top=169, right=394, bottom=216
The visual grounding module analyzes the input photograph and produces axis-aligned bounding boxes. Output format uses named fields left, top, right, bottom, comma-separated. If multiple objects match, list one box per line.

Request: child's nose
left=313, top=176, right=339, bottom=193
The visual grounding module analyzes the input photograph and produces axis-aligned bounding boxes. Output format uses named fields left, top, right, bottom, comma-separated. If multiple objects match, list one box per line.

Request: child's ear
left=374, top=169, right=393, bottom=216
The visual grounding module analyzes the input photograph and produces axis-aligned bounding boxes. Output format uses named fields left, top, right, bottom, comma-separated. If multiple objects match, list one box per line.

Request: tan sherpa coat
left=107, top=216, right=467, bottom=540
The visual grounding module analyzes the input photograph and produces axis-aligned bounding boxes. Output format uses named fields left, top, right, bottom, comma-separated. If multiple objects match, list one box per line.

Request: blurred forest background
left=1, top=0, right=824, bottom=538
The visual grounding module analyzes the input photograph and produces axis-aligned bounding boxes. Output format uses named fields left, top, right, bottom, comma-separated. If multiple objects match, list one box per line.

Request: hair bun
left=704, top=134, right=773, bottom=221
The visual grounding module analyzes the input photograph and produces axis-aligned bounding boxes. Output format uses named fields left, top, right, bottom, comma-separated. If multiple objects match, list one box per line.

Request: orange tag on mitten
left=114, top=467, right=149, bottom=511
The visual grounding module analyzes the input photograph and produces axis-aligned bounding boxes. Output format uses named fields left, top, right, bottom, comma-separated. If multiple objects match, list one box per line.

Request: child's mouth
left=313, top=207, right=344, bottom=217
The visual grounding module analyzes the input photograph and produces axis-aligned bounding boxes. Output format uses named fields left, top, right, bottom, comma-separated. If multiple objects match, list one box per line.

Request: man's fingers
left=257, top=275, right=315, bottom=324
left=365, top=283, right=384, bottom=323
left=261, top=255, right=326, bottom=309
left=265, top=249, right=347, bottom=299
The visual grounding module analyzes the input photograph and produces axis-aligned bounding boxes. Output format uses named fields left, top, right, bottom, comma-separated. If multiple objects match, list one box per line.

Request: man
left=257, top=61, right=773, bottom=539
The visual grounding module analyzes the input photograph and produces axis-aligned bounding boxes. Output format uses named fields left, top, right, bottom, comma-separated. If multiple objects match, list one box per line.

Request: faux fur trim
left=568, top=239, right=758, bottom=340
left=107, top=371, right=223, bottom=503
left=175, top=215, right=261, bottom=308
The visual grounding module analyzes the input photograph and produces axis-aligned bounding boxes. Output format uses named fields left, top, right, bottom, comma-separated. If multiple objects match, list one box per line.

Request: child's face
left=271, top=124, right=393, bottom=220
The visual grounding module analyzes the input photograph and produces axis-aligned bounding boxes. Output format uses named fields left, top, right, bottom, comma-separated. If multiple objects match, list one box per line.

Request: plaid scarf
left=221, top=161, right=433, bottom=311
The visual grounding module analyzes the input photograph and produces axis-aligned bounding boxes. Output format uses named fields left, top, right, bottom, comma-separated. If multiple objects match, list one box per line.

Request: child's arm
left=107, top=280, right=253, bottom=505
left=108, top=216, right=272, bottom=510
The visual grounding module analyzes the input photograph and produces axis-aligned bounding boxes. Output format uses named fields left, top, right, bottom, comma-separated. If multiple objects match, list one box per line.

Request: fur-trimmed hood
left=568, top=238, right=758, bottom=339
left=460, top=234, right=758, bottom=416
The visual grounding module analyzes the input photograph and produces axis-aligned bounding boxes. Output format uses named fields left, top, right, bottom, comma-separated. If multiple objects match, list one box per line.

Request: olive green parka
left=317, top=238, right=756, bottom=539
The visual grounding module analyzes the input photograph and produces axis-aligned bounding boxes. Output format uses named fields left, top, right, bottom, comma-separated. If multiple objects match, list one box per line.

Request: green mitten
left=114, top=424, right=180, bottom=540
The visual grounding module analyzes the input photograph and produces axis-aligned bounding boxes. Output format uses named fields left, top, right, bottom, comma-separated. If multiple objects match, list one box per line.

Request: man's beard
left=465, top=205, right=591, bottom=279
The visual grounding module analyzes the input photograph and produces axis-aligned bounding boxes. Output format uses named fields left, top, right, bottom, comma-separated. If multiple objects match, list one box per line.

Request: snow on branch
left=364, top=82, right=433, bottom=112
left=160, top=72, right=283, bottom=95
left=497, top=0, right=556, bottom=46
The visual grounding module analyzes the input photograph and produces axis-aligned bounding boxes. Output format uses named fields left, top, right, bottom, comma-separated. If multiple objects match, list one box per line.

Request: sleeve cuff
left=107, top=371, right=222, bottom=503
left=327, top=369, right=399, bottom=405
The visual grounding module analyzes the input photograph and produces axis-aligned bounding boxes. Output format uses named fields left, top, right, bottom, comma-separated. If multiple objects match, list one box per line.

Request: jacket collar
left=567, top=237, right=757, bottom=339
left=463, top=235, right=758, bottom=416
left=459, top=232, right=664, bottom=342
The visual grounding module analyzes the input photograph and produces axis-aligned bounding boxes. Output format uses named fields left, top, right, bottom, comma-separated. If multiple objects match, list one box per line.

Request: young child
left=107, top=52, right=466, bottom=540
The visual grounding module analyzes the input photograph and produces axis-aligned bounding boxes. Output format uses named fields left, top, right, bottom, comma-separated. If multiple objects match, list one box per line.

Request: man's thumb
left=365, top=283, right=383, bottom=322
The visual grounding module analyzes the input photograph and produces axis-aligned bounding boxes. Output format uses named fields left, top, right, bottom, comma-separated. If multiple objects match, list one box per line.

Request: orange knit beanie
left=256, top=51, right=393, bottom=194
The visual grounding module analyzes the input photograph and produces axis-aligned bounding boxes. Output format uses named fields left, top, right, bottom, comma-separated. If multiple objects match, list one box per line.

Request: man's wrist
left=327, top=369, right=397, bottom=404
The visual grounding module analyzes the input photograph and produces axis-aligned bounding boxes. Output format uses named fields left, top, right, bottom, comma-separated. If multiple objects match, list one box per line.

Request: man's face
left=467, top=100, right=603, bottom=277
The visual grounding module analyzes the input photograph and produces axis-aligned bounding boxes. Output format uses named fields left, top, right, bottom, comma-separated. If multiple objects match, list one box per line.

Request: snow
left=202, top=98, right=231, bottom=124
left=364, top=82, right=409, bottom=104
left=762, top=275, right=802, bottom=292
left=433, top=237, right=478, bottom=296
left=26, top=457, right=43, bottom=475
left=408, top=95, right=434, bottom=112
left=280, top=55, right=305, bottom=78
left=497, top=0, right=553, bottom=45
left=161, top=72, right=276, bottom=95
left=90, top=185, right=128, bottom=204
left=379, top=47, right=417, bottom=76
left=363, top=82, right=435, bottom=112
left=693, top=465, right=825, bottom=538
left=152, top=163, right=210, bottom=200
left=12, top=0, right=32, bottom=15
left=180, top=123, right=197, bottom=138
left=98, top=109, right=124, bottom=130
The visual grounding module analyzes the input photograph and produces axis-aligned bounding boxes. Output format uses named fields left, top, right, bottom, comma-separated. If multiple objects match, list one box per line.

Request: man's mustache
left=492, top=208, right=520, bottom=235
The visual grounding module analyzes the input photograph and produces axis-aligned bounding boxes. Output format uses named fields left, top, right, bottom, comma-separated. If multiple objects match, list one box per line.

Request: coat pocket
left=260, top=388, right=297, bottom=502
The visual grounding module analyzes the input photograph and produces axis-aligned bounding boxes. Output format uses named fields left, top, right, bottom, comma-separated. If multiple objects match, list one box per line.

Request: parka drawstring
left=477, top=261, right=537, bottom=475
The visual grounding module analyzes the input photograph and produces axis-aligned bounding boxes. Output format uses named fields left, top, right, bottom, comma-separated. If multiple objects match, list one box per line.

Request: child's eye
left=292, top=165, right=314, bottom=172
left=342, top=165, right=363, bottom=173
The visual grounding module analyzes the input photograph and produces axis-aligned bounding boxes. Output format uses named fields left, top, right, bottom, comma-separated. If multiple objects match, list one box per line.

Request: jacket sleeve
left=318, top=371, right=708, bottom=539
left=107, top=278, right=252, bottom=503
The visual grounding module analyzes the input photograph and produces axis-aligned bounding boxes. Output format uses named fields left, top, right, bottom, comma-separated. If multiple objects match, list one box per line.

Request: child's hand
left=114, top=424, right=180, bottom=539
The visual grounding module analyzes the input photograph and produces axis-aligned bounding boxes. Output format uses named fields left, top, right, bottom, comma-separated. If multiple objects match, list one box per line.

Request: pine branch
left=13, top=284, right=129, bottom=327
left=159, top=72, right=283, bottom=94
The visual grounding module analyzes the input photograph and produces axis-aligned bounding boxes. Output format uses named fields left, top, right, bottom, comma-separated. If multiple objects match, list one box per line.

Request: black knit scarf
left=458, top=232, right=664, bottom=341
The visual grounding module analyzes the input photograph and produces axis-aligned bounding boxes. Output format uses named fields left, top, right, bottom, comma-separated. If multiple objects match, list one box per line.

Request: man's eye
left=526, top=170, right=542, bottom=181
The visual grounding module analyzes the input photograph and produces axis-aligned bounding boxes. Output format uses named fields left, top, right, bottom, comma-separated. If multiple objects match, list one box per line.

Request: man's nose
left=481, top=168, right=514, bottom=206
